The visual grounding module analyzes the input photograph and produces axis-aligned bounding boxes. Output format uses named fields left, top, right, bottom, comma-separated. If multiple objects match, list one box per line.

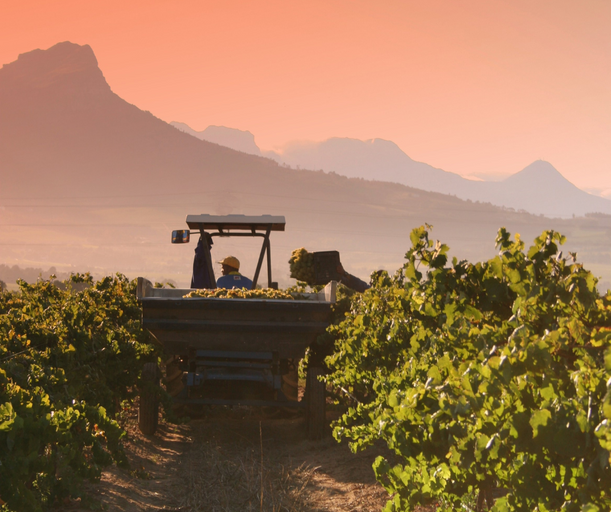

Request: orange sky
left=2, top=0, right=610, bottom=192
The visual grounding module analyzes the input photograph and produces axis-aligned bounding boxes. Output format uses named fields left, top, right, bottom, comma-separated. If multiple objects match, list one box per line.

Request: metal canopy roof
left=186, top=214, right=286, bottom=231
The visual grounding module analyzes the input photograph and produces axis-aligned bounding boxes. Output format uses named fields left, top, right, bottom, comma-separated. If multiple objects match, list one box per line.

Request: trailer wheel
left=138, top=362, right=159, bottom=435
left=306, top=366, right=326, bottom=440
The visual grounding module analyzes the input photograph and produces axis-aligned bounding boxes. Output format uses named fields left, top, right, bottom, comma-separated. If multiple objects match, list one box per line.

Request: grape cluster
left=289, top=247, right=315, bottom=284
left=184, top=288, right=295, bottom=300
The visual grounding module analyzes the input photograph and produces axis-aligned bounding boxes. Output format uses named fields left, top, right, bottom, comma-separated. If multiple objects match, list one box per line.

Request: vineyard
left=0, top=274, right=156, bottom=511
left=325, top=227, right=611, bottom=511
left=1, top=227, right=611, bottom=511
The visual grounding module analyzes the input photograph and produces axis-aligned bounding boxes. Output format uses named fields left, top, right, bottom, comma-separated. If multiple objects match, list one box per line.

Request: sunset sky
left=2, top=0, right=610, bottom=193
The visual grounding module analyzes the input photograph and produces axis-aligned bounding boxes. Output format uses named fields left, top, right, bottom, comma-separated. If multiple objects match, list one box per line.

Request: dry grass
left=174, top=414, right=326, bottom=512
left=176, top=441, right=320, bottom=511
left=59, top=406, right=395, bottom=512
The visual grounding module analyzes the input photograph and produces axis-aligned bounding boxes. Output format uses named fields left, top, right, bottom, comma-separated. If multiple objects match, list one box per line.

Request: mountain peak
left=0, top=41, right=110, bottom=95
left=505, top=160, right=564, bottom=183
left=170, top=122, right=262, bottom=155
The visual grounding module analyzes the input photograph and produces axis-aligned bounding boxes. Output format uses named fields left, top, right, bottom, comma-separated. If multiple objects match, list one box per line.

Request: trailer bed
left=137, top=278, right=337, bottom=358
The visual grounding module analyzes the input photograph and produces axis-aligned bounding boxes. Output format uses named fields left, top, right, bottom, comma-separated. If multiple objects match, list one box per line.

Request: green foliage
left=287, top=282, right=358, bottom=378
left=0, top=274, right=156, bottom=510
left=326, top=226, right=611, bottom=511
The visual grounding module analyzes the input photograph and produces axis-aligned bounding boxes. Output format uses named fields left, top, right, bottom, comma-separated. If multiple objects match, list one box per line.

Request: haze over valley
left=2, top=42, right=611, bottom=291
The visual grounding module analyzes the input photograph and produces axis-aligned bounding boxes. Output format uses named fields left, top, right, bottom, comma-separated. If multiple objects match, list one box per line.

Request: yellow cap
left=218, top=255, right=240, bottom=270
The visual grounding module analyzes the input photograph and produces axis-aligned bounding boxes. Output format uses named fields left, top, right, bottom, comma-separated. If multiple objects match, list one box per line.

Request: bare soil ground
left=63, top=407, right=402, bottom=512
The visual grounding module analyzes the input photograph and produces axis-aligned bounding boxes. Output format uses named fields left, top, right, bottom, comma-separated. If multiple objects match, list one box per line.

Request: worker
left=216, top=256, right=253, bottom=290
left=336, top=263, right=370, bottom=293
left=191, top=233, right=215, bottom=289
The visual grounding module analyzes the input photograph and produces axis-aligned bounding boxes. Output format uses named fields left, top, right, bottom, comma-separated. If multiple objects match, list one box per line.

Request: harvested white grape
left=289, top=247, right=315, bottom=284
left=184, top=288, right=295, bottom=300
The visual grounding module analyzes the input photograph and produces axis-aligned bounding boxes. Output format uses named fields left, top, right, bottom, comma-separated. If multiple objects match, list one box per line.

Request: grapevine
left=326, top=226, right=611, bottom=511
left=0, top=274, right=157, bottom=511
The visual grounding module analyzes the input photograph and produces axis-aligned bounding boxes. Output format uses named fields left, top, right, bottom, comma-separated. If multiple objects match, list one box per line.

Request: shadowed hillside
left=2, top=42, right=611, bottom=289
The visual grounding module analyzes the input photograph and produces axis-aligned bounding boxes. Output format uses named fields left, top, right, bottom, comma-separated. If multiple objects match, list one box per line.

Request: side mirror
left=171, top=230, right=190, bottom=244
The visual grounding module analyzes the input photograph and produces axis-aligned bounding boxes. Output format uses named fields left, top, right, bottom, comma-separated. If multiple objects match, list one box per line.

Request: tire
left=138, top=362, right=159, bottom=435
left=306, top=366, right=326, bottom=440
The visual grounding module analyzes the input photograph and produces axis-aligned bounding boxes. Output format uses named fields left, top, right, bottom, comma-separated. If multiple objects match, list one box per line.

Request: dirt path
left=67, top=408, right=395, bottom=512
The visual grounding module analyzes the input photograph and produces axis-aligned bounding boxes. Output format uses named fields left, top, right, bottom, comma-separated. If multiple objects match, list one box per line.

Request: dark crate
left=313, top=251, right=341, bottom=285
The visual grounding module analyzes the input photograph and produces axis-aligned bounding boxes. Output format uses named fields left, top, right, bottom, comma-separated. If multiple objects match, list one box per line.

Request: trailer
left=136, top=215, right=336, bottom=439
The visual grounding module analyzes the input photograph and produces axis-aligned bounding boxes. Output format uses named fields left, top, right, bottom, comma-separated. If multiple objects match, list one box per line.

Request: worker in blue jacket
left=216, top=256, right=253, bottom=290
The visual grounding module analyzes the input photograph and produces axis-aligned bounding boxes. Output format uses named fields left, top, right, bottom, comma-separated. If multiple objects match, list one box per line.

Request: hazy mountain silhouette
left=168, top=125, right=611, bottom=218
left=462, top=160, right=605, bottom=217
left=171, top=122, right=261, bottom=156
left=265, top=137, right=468, bottom=191
left=267, top=138, right=611, bottom=218
left=2, top=42, right=611, bottom=289
left=0, top=42, right=263, bottom=199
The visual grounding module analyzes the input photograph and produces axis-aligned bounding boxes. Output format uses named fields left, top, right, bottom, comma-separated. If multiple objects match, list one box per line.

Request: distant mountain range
left=2, top=41, right=611, bottom=289
left=171, top=123, right=611, bottom=218
left=171, top=122, right=261, bottom=156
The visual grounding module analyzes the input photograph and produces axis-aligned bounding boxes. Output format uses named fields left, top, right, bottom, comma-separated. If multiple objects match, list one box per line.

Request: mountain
left=169, top=123, right=611, bottom=218
left=264, top=137, right=468, bottom=190
left=2, top=42, right=611, bottom=290
left=463, top=160, right=605, bottom=217
left=170, top=122, right=261, bottom=156
left=266, top=138, right=611, bottom=218
left=0, top=42, right=260, bottom=199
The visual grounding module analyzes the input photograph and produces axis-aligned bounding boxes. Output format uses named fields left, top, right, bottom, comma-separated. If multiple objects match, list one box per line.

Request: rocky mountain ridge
left=171, top=123, right=611, bottom=218
left=171, top=122, right=261, bottom=156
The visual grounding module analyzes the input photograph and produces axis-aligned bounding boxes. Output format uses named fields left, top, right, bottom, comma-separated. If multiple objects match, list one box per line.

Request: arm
left=337, top=264, right=370, bottom=293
